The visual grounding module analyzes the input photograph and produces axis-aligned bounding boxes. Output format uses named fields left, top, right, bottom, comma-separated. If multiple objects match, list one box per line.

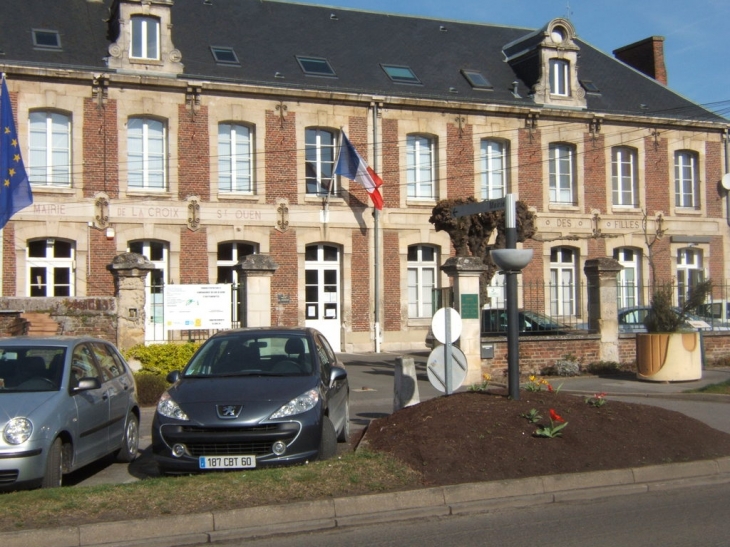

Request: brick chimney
left=613, top=36, right=667, bottom=85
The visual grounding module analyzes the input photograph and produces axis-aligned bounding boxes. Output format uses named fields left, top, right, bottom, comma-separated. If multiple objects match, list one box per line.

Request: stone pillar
left=234, top=254, right=279, bottom=328
left=107, top=252, right=155, bottom=350
left=440, top=256, right=488, bottom=385
left=394, top=356, right=420, bottom=411
left=584, top=257, right=623, bottom=363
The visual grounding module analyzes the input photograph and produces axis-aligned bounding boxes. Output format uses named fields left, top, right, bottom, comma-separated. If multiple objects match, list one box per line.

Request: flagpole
left=372, top=105, right=381, bottom=353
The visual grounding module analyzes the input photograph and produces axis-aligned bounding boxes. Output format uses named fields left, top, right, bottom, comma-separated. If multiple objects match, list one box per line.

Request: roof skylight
left=381, top=64, right=421, bottom=84
left=32, top=29, right=61, bottom=50
left=211, top=46, right=239, bottom=65
left=461, top=69, right=493, bottom=90
left=580, top=80, right=600, bottom=93
left=296, top=56, right=336, bottom=77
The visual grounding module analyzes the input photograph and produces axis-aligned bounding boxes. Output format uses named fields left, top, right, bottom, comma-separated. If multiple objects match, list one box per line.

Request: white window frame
left=674, top=150, right=699, bottom=209
left=612, top=147, right=638, bottom=207
left=480, top=139, right=506, bottom=200
left=305, top=128, right=337, bottom=196
left=614, top=247, right=641, bottom=308
left=548, top=143, right=575, bottom=204
left=549, top=58, right=570, bottom=96
left=677, top=248, right=704, bottom=307
left=219, top=123, right=253, bottom=193
left=127, top=117, right=166, bottom=190
left=26, top=238, right=75, bottom=297
left=216, top=241, right=256, bottom=285
left=407, top=135, right=435, bottom=199
left=28, top=111, right=71, bottom=187
left=130, top=15, right=160, bottom=60
left=550, top=247, right=577, bottom=316
left=407, top=245, right=437, bottom=318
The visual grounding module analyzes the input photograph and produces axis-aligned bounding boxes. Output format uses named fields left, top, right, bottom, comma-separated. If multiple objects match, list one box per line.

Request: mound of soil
left=363, top=390, right=730, bottom=486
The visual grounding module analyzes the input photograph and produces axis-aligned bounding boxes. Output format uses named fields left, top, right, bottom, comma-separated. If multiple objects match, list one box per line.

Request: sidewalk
left=3, top=364, right=729, bottom=547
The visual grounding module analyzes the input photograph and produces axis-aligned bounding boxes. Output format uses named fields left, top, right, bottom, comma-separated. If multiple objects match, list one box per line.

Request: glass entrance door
left=304, top=244, right=341, bottom=350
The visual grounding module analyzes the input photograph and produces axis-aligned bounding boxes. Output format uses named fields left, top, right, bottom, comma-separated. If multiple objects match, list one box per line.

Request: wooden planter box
left=635, top=332, right=702, bottom=382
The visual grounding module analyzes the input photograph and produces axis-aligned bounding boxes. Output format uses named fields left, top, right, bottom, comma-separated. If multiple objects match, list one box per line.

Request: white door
left=304, top=244, right=341, bottom=350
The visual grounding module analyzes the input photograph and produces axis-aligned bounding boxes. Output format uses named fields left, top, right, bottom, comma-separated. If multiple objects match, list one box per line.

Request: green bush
left=585, top=361, right=622, bottom=375
left=134, top=372, right=169, bottom=406
left=124, top=342, right=200, bottom=377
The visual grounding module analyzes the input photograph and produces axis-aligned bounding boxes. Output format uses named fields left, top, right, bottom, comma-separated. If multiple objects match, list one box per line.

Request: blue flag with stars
left=0, top=75, right=32, bottom=230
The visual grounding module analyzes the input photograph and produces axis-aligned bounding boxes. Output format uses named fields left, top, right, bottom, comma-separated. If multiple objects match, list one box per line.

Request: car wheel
left=115, top=413, right=139, bottom=463
left=318, top=416, right=337, bottom=461
left=42, top=438, right=63, bottom=489
left=337, top=399, right=350, bottom=443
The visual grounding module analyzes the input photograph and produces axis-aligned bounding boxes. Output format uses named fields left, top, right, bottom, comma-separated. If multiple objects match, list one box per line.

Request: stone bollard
left=394, top=356, right=420, bottom=411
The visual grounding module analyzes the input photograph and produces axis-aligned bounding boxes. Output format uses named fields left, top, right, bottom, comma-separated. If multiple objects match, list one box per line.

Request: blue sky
left=307, top=0, right=729, bottom=117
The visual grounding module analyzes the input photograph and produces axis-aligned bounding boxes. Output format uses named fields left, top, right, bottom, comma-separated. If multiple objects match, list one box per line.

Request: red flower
left=549, top=409, right=565, bottom=422
left=547, top=383, right=554, bottom=392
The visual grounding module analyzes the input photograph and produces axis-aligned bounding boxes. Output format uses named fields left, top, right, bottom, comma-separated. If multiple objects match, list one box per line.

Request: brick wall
left=705, top=141, right=723, bottom=219
left=177, top=104, right=210, bottom=200
left=179, top=227, right=209, bottom=284
left=351, top=230, right=370, bottom=331
left=381, top=118, right=399, bottom=208
left=447, top=121, right=474, bottom=199
left=2, top=224, right=16, bottom=296
left=644, top=135, right=669, bottom=213
left=518, top=128, right=543, bottom=211
left=83, top=98, right=119, bottom=198
left=265, top=110, right=297, bottom=204
left=382, top=230, right=401, bottom=331
left=347, top=116, right=372, bottom=208
left=583, top=133, right=606, bottom=213
left=270, top=229, right=298, bottom=326
left=87, top=228, right=117, bottom=296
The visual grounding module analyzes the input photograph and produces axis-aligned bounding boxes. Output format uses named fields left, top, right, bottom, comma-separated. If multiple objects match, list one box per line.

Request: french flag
left=334, top=131, right=384, bottom=210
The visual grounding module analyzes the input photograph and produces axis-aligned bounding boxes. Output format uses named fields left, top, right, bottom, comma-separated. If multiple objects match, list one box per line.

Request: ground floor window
left=27, top=238, right=74, bottom=297
left=614, top=247, right=641, bottom=308
left=677, top=248, right=704, bottom=307
left=408, top=245, right=437, bottom=318
left=550, top=247, right=577, bottom=316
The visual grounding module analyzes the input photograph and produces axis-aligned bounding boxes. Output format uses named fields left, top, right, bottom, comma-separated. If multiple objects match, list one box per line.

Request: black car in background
left=151, top=327, right=349, bottom=475
left=481, top=309, right=575, bottom=336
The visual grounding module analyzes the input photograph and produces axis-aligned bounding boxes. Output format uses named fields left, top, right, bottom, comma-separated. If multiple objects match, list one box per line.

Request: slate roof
left=0, top=0, right=724, bottom=123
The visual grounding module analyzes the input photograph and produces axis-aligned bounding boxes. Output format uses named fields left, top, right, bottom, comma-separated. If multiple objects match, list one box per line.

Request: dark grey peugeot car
left=151, top=327, right=349, bottom=474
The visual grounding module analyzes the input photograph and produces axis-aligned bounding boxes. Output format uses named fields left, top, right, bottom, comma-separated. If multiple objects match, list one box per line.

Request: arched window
left=28, top=111, right=71, bottom=187
left=130, top=15, right=160, bottom=60
left=549, top=59, right=570, bottom=96
left=407, top=135, right=436, bottom=199
left=305, top=128, right=337, bottom=196
left=549, top=143, right=576, bottom=204
left=128, top=117, right=166, bottom=190
left=480, top=139, right=507, bottom=200
left=674, top=150, right=699, bottom=209
left=218, top=123, right=253, bottom=193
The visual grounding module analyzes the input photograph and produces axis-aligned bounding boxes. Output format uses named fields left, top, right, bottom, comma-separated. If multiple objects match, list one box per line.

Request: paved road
left=66, top=351, right=442, bottom=487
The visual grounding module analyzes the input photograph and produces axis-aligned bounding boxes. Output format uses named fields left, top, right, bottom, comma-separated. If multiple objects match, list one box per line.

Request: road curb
left=3, top=457, right=730, bottom=547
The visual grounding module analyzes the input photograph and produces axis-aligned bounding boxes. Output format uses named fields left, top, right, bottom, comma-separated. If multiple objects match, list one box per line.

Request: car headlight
left=156, top=392, right=189, bottom=421
left=4, top=417, right=33, bottom=445
left=269, top=389, right=319, bottom=419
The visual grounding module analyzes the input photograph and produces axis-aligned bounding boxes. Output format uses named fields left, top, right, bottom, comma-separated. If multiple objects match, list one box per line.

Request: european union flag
left=0, top=75, right=32, bottom=230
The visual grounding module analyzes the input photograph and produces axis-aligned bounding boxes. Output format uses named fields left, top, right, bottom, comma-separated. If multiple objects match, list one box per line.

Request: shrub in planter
left=124, top=342, right=200, bottom=377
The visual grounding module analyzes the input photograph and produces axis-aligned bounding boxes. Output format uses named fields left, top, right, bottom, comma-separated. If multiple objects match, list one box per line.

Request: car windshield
left=183, top=333, right=313, bottom=378
left=521, top=311, right=564, bottom=330
left=0, top=347, right=66, bottom=392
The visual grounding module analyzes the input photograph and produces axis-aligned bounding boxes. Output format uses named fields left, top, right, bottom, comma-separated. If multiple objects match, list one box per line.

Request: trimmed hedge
left=124, top=342, right=200, bottom=377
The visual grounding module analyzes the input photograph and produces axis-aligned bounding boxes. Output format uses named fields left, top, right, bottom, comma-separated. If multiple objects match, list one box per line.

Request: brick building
left=0, top=0, right=728, bottom=351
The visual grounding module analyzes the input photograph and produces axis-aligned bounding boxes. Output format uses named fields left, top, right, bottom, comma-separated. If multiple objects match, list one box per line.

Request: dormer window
left=550, top=26, right=566, bottom=44
left=130, top=16, right=160, bottom=60
left=549, top=58, right=570, bottom=96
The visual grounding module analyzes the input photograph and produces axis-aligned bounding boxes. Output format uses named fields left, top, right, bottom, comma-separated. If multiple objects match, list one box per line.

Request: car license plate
left=199, top=455, right=256, bottom=469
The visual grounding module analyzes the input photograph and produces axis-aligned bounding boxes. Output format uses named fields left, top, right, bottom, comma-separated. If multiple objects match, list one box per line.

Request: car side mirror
left=73, top=377, right=101, bottom=392
left=329, top=366, right=347, bottom=388
left=166, top=370, right=181, bottom=383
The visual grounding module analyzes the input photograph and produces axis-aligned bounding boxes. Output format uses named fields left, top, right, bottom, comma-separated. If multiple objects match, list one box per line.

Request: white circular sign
left=722, top=173, right=730, bottom=191
left=426, top=345, right=468, bottom=393
left=431, top=307, right=462, bottom=345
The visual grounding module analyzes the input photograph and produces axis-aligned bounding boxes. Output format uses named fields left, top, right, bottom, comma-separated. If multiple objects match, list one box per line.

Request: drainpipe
left=725, top=128, right=730, bottom=226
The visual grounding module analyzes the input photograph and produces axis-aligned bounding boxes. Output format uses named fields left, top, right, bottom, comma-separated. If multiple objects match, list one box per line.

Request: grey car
left=0, top=336, right=140, bottom=490
left=151, top=327, right=349, bottom=475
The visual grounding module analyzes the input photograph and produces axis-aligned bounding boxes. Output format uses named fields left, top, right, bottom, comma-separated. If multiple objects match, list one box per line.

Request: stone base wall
left=0, top=298, right=118, bottom=344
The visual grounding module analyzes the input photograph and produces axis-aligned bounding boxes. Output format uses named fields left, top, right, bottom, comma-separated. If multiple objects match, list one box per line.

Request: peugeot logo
left=217, top=404, right=242, bottom=419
